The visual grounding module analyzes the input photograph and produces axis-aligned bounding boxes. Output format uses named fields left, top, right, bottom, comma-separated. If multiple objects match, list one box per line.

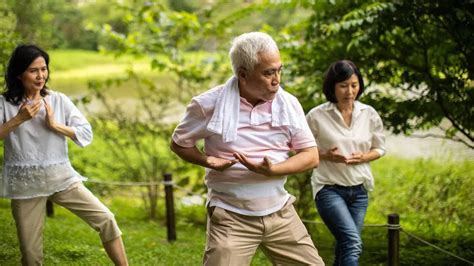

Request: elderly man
left=171, top=32, right=324, bottom=265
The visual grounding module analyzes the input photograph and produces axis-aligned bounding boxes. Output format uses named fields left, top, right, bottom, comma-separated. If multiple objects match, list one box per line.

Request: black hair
left=3, top=44, right=50, bottom=105
left=322, top=60, right=364, bottom=103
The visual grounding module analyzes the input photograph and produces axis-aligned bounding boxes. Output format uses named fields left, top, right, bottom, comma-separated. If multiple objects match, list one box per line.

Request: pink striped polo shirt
left=172, top=85, right=316, bottom=216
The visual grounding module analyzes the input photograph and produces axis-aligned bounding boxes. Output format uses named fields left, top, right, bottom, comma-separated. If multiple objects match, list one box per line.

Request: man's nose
left=272, top=73, right=280, bottom=86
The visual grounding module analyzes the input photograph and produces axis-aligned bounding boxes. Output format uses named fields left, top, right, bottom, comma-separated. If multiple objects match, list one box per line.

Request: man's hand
left=206, top=156, right=238, bottom=171
left=233, top=152, right=275, bottom=176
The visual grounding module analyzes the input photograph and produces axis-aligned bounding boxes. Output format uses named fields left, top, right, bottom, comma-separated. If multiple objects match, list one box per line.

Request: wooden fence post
left=46, top=200, right=54, bottom=217
left=163, top=173, right=176, bottom=242
left=388, top=213, right=400, bottom=266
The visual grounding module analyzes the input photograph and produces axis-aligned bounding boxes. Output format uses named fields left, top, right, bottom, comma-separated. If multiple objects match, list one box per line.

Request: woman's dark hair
left=322, top=60, right=364, bottom=103
left=3, top=44, right=50, bottom=105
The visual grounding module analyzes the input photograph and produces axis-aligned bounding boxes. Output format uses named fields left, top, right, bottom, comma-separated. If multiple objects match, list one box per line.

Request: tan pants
left=11, top=182, right=122, bottom=266
left=203, top=200, right=325, bottom=266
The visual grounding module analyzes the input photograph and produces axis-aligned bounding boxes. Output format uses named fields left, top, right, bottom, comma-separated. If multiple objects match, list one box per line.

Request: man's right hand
left=206, top=156, right=238, bottom=171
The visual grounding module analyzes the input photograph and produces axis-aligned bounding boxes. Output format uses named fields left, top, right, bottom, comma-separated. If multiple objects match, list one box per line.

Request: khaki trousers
left=11, top=182, right=122, bottom=266
left=203, top=200, right=325, bottom=266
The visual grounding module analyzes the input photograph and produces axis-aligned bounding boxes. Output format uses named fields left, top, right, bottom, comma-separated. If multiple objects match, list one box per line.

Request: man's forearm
left=170, top=141, right=208, bottom=167
left=272, top=147, right=319, bottom=176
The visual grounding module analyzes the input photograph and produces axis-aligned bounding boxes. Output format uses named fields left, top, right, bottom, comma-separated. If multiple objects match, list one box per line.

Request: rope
left=302, top=219, right=388, bottom=228
left=86, top=179, right=164, bottom=186
left=301, top=219, right=325, bottom=225
left=86, top=179, right=205, bottom=198
left=172, top=183, right=206, bottom=198
left=400, top=228, right=474, bottom=265
left=162, top=180, right=174, bottom=186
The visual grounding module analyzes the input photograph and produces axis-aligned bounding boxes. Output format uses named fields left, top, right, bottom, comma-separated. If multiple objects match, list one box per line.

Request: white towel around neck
left=207, top=76, right=304, bottom=143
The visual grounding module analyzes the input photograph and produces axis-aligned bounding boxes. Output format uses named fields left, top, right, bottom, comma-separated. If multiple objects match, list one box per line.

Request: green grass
left=0, top=194, right=273, bottom=265
left=47, top=49, right=163, bottom=98
left=46, top=49, right=222, bottom=99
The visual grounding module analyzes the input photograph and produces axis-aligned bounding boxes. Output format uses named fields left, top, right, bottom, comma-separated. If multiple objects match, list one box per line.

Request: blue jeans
left=316, top=184, right=368, bottom=266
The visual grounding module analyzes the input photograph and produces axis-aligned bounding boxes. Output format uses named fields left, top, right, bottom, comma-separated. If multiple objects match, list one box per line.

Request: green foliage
left=369, top=156, right=474, bottom=233
left=0, top=1, right=20, bottom=88
left=4, top=0, right=131, bottom=50
left=287, top=0, right=474, bottom=148
left=68, top=79, right=204, bottom=218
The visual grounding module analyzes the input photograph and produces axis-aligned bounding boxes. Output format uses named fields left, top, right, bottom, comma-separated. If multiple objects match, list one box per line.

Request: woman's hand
left=17, top=100, right=42, bottom=122
left=43, top=99, right=57, bottom=130
left=325, top=147, right=348, bottom=163
left=233, top=152, right=275, bottom=176
left=345, top=152, right=366, bottom=164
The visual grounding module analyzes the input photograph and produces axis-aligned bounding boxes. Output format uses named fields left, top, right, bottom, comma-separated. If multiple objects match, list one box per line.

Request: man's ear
left=237, top=67, right=246, bottom=80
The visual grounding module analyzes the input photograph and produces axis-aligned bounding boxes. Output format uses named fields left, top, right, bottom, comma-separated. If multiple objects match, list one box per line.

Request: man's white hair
left=229, top=32, right=279, bottom=75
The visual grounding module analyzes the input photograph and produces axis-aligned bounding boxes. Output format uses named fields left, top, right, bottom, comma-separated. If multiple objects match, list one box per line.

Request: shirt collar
left=324, top=101, right=367, bottom=116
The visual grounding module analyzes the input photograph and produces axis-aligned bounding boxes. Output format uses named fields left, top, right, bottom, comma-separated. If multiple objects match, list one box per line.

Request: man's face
left=238, top=51, right=282, bottom=106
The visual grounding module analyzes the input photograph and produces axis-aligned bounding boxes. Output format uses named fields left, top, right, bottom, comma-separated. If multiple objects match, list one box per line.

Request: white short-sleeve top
left=0, top=90, right=92, bottom=199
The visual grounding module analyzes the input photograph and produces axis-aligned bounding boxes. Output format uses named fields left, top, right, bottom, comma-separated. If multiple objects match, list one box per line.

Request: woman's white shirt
left=0, top=90, right=92, bottom=199
left=306, top=101, right=385, bottom=198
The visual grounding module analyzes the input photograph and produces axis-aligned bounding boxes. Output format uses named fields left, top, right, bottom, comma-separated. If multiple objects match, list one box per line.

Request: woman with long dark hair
left=0, top=45, right=128, bottom=265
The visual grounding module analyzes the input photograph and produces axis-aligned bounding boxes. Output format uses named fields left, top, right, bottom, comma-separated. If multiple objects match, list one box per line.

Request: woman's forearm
left=0, top=116, right=25, bottom=139
left=50, top=123, right=76, bottom=139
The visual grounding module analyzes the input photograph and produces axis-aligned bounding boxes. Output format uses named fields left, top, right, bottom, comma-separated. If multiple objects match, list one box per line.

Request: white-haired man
left=171, top=32, right=324, bottom=265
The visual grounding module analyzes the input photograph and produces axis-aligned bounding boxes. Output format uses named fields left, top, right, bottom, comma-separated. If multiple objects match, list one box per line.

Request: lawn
left=0, top=195, right=273, bottom=265
left=47, top=49, right=171, bottom=98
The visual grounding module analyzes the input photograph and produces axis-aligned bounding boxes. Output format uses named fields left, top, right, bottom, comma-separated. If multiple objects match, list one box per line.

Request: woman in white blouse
left=0, top=45, right=128, bottom=265
left=306, top=60, right=385, bottom=266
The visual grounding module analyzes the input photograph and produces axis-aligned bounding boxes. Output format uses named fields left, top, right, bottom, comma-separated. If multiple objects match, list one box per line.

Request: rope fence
left=44, top=177, right=473, bottom=265
left=303, top=218, right=473, bottom=265
left=400, top=228, right=473, bottom=265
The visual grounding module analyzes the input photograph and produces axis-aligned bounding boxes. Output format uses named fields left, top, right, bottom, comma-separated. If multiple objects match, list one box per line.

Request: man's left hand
left=233, top=152, right=275, bottom=176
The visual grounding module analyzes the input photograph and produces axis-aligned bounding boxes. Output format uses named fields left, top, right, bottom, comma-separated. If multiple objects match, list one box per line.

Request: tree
left=287, top=0, right=474, bottom=148
left=84, top=1, right=228, bottom=218
left=0, top=1, right=20, bottom=88
left=86, top=0, right=319, bottom=218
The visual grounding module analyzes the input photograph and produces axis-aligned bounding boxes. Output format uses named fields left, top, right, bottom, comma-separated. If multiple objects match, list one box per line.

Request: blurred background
left=0, top=0, right=472, bottom=265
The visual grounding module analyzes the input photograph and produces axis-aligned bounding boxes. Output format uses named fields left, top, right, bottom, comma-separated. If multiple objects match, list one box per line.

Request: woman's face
left=334, top=74, right=359, bottom=105
left=18, top=56, right=48, bottom=95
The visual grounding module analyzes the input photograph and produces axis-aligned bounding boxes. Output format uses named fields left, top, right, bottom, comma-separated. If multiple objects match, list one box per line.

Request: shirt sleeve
left=172, top=98, right=209, bottom=147
left=305, top=109, right=319, bottom=140
left=0, top=97, right=5, bottom=125
left=370, top=108, right=386, bottom=157
left=61, top=94, right=93, bottom=147
left=290, top=102, right=317, bottom=150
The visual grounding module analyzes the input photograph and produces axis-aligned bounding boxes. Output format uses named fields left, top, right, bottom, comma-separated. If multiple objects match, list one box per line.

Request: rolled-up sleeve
left=370, top=110, right=385, bottom=157
left=172, top=98, right=209, bottom=147
left=62, top=95, right=93, bottom=147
